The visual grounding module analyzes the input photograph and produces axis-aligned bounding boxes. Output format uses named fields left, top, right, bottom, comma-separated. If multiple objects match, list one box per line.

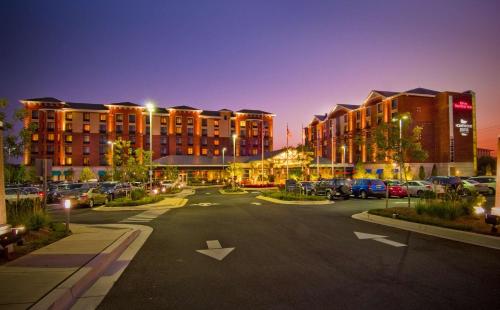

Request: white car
left=401, top=180, right=434, bottom=197
left=5, top=187, right=42, bottom=203
left=469, top=176, right=496, bottom=195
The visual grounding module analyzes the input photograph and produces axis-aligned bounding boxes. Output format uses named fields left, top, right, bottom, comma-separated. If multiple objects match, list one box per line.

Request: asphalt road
left=65, top=187, right=500, bottom=310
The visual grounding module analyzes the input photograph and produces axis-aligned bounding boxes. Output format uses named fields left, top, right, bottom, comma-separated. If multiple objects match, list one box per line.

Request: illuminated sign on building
left=455, top=119, right=473, bottom=136
left=453, top=101, right=472, bottom=110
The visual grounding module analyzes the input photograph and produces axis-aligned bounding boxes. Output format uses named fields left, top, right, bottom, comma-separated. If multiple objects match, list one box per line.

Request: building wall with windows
left=305, top=88, right=477, bottom=177
left=21, top=98, right=274, bottom=179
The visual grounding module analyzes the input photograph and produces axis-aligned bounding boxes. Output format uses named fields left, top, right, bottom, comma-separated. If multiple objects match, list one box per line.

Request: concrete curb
left=352, top=211, right=500, bottom=250
left=31, top=228, right=141, bottom=310
left=218, top=189, right=249, bottom=195
left=93, top=198, right=188, bottom=211
left=256, top=195, right=333, bottom=205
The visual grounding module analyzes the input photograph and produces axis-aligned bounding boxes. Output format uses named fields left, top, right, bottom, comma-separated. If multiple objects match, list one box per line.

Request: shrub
left=415, top=198, right=475, bottom=220
left=6, top=198, right=43, bottom=226
left=28, top=211, right=51, bottom=231
left=262, top=191, right=325, bottom=201
left=106, top=195, right=163, bottom=207
left=131, top=188, right=146, bottom=201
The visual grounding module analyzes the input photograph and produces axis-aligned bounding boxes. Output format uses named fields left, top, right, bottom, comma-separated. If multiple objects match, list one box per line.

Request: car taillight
left=38, top=192, right=44, bottom=197
left=80, top=193, right=88, bottom=199
left=426, top=185, right=431, bottom=189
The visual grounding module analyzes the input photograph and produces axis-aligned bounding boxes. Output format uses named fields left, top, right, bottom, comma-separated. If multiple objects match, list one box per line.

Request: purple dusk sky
left=1, top=0, right=499, bottom=151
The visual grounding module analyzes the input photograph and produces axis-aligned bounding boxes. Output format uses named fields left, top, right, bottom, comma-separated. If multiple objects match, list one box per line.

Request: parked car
left=5, top=187, right=42, bottom=203
left=383, top=180, right=408, bottom=198
left=285, top=179, right=299, bottom=193
left=426, top=176, right=463, bottom=192
left=311, top=179, right=351, bottom=200
left=468, top=176, right=496, bottom=195
left=60, top=187, right=109, bottom=208
left=100, top=182, right=131, bottom=200
left=462, top=179, right=489, bottom=195
left=351, top=178, right=386, bottom=199
left=402, top=180, right=433, bottom=197
left=299, top=181, right=315, bottom=196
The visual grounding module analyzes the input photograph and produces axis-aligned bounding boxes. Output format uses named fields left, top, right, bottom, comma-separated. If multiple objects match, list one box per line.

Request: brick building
left=304, top=88, right=477, bottom=178
left=21, top=97, right=274, bottom=180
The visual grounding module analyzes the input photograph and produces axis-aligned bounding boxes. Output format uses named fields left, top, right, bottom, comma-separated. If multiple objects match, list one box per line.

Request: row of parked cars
left=287, top=175, right=496, bottom=200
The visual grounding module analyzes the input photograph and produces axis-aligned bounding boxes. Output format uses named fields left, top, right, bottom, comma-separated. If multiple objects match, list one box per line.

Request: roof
left=168, top=105, right=200, bottom=110
left=22, top=97, right=62, bottom=102
left=107, top=102, right=142, bottom=107
left=154, top=151, right=282, bottom=166
left=65, top=102, right=108, bottom=110
left=236, top=109, right=273, bottom=115
left=373, top=90, right=399, bottom=97
left=218, top=109, right=232, bottom=112
left=405, top=88, right=439, bottom=96
left=337, top=104, right=359, bottom=110
left=314, top=114, right=327, bottom=121
left=200, top=110, right=220, bottom=117
left=156, top=107, right=169, bottom=114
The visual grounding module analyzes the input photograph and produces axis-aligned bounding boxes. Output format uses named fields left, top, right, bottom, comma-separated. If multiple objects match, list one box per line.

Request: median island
left=257, top=190, right=332, bottom=205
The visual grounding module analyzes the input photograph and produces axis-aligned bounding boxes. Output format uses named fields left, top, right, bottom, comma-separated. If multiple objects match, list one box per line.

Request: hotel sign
left=455, top=119, right=472, bottom=136
left=453, top=101, right=472, bottom=110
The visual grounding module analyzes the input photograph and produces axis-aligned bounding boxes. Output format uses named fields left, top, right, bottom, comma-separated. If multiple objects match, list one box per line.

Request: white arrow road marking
left=196, top=240, right=235, bottom=261
left=354, top=231, right=407, bottom=247
left=251, top=202, right=262, bottom=205
left=190, top=202, right=220, bottom=207
left=205, top=192, right=211, bottom=195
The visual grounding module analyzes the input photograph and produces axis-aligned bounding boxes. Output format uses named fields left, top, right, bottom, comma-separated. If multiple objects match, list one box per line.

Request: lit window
left=83, top=124, right=90, bottom=132
left=100, top=114, right=106, bottom=122
left=65, top=157, right=72, bottom=165
left=47, top=133, right=55, bottom=141
left=187, top=117, right=193, bottom=125
left=84, top=135, right=90, bottom=143
left=32, top=133, right=39, bottom=141
left=65, top=123, right=72, bottom=131
left=176, top=117, right=182, bottom=125
left=116, top=114, right=123, bottom=122
left=65, top=146, right=72, bottom=154
left=176, top=126, right=182, bottom=134
left=66, top=135, right=73, bottom=143
left=160, top=116, right=167, bottom=125
left=214, top=129, right=220, bottom=136
left=66, top=112, right=73, bottom=121
left=252, top=149, right=258, bottom=155
left=201, top=148, right=208, bottom=155
left=187, top=147, right=193, bottom=155
left=83, top=112, right=90, bottom=121
left=83, top=146, right=90, bottom=154
left=214, top=149, right=220, bottom=155
left=214, top=120, right=219, bottom=127
left=239, top=121, right=246, bottom=127
left=83, top=157, right=90, bottom=165
left=214, top=139, right=220, bottom=146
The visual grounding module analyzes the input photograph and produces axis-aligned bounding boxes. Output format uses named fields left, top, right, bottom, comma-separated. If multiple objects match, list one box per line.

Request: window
left=187, top=147, right=193, bottom=155
left=145, top=115, right=150, bottom=124
left=224, top=115, right=227, bottom=120
left=99, top=145, right=106, bottom=154
left=176, top=137, right=182, bottom=145
left=188, top=136, right=193, bottom=145
left=202, top=128, right=207, bottom=136
left=356, top=111, right=361, bottom=119
left=31, top=144, right=39, bottom=154
left=252, top=149, right=258, bottom=155
left=201, top=136, right=207, bottom=145
left=129, top=114, right=136, bottom=123
left=252, top=128, right=258, bottom=136
left=187, top=127, right=194, bottom=136
left=31, top=110, right=39, bottom=119
left=214, top=129, right=220, bottom=136
left=66, top=123, right=73, bottom=132
left=83, top=157, right=90, bottom=166
left=343, top=115, right=348, bottom=122
left=116, top=124, right=123, bottom=133
left=391, top=99, right=398, bottom=110
left=366, top=108, right=371, bottom=117
left=65, top=135, right=73, bottom=143
left=65, top=157, right=72, bottom=165
left=176, top=126, right=182, bottom=135
left=240, top=139, right=246, bottom=146
left=239, top=120, right=246, bottom=127
left=47, top=110, right=55, bottom=119
left=47, top=133, right=55, bottom=142
left=176, top=147, right=182, bottom=155
left=99, top=124, right=106, bottom=133
left=65, top=112, right=73, bottom=121
left=160, top=116, right=167, bottom=125
left=145, top=126, right=150, bottom=135
left=161, top=146, right=167, bottom=156
left=116, top=114, right=123, bottom=122
left=83, top=112, right=90, bottom=121
left=231, top=120, right=235, bottom=128
left=129, top=135, right=136, bottom=144
left=202, top=118, right=207, bottom=127
left=416, top=106, right=421, bottom=113
left=83, top=124, right=90, bottom=132
left=377, top=103, right=383, bottom=113
left=47, top=122, right=55, bottom=131
left=100, top=114, right=106, bottom=122
left=83, top=146, right=90, bottom=155
left=83, top=135, right=90, bottom=144
left=187, top=117, right=193, bottom=125
left=214, top=149, right=220, bottom=155
left=176, top=116, right=182, bottom=125
left=99, top=135, right=107, bottom=144
left=214, top=139, right=220, bottom=146
left=129, top=125, right=136, bottom=133
left=161, top=126, right=167, bottom=135
left=214, top=120, right=219, bottom=127
left=201, top=148, right=207, bottom=155
left=252, top=121, right=258, bottom=128
left=47, top=144, right=54, bottom=154
left=161, top=136, right=167, bottom=144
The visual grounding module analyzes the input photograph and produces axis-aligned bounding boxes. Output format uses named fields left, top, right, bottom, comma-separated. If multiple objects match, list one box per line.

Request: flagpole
left=286, top=123, right=289, bottom=179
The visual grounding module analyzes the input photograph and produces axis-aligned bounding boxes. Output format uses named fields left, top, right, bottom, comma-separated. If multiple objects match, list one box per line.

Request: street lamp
left=145, top=102, right=155, bottom=193
left=64, top=199, right=71, bottom=234
left=392, top=115, right=408, bottom=180
left=107, top=141, right=114, bottom=182
left=222, top=147, right=226, bottom=181
left=232, top=133, right=237, bottom=188
left=342, top=144, right=346, bottom=177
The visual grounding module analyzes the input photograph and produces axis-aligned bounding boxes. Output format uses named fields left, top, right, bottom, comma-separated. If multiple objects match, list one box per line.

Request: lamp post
left=331, top=122, right=334, bottom=178
left=107, top=141, right=114, bottom=182
left=222, top=147, right=226, bottom=182
left=146, top=102, right=155, bottom=193
left=64, top=199, right=71, bottom=234
left=232, top=133, right=237, bottom=188
left=342, top=144, right=346, bottom=177
left=392, top=115, right=408, bottom=181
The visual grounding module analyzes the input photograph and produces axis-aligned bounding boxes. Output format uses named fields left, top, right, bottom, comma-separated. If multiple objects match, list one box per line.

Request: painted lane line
left=251, top=202, right=262, bottom=205
left=196, top=240, right=235, bottom=261
left=373, top=238, right=407, bottom=247
left=354, top=231, right=407, bottom=247
left=206, top=240, right=222, bottom=249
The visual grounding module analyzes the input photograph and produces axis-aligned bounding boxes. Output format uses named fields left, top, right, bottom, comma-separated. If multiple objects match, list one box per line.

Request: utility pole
left=0, top=121, right=7, bottom=226
left=261, top=113, right=265, bottom=185
left=331, top=122, right=334, bottom=178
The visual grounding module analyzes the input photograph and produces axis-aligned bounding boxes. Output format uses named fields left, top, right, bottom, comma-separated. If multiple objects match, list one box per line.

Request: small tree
left=79, top=167, right=96, bottom=182
left=431, top=164, right=438, bottom=176
left=418, top=165, right=426, bottom=180
left=163, top=166, right=179, bottom=181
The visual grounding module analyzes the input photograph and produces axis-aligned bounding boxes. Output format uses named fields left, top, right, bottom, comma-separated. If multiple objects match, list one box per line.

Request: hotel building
left=304, top=88, right=477, bottom=177
left=21, top=97, right=274, bottom=180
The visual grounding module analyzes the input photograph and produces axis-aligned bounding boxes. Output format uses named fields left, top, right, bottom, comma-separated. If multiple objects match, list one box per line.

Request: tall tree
left=0, top=99, right=35, bottom=161
left=79, top=167, right=97, bottom=182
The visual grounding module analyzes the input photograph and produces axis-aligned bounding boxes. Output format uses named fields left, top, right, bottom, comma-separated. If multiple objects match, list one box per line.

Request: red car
left=384, top=180, right=408, bottom=198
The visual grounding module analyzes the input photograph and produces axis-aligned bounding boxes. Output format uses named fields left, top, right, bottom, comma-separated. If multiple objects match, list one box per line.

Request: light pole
left=232, top=133, right=237, bottom=188
left=107, top=141, right=114, bottom=182
left=331, top=122, right=334, bottom=178
left=64, top=199, right=71, bottom=235
left=342, top=144, right=346, bottom=177
left=222, top=147, right=226, bottom=182
left=392, top=115, right=408, bottom=181
left=146, top=102, right=155, bottom=193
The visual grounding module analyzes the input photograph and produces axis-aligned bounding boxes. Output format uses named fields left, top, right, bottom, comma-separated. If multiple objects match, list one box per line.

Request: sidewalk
left=0, top=223, right=150, bottom=310
left=93, top=188, right=194, bottom=211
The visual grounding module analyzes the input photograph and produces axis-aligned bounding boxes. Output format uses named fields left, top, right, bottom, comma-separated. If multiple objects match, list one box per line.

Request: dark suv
left=312, top=179, right=351, bottom=200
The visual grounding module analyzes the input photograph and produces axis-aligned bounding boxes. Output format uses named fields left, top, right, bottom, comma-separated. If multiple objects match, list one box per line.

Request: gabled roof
left=236, top=109, right=273, bottom=115
left=404, top=88, right=439, bottom=96
left=22, top=97, right=62, bottom=103
left=337, top=104, right=359, bottom=110
left=200, top=110, right=220, bottom=117
left=168, top=105, right=200, bottom=110
left=314, top=114, right=327, bottom=122
left=107, top=102, right=142, bottom=107
left=218, top=108, right=232, bottom=112
left=373, top=90, right=399, bottom=97
left=156, top=107, right=169, bottom=114
left=65, top=102, right=108, bottom=110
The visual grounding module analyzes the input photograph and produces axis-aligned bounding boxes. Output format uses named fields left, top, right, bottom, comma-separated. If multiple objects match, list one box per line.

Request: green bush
left=262, top=191, right=325, bottom=201
left=131, top=188, right=146, bottom=201
left=28, top=211, right=51, bottom=231
left=106, top=195, right=163, bottom=207
left=415, top=197, right=475, bottom=220
left=6, top=198, right=43, bottom=226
